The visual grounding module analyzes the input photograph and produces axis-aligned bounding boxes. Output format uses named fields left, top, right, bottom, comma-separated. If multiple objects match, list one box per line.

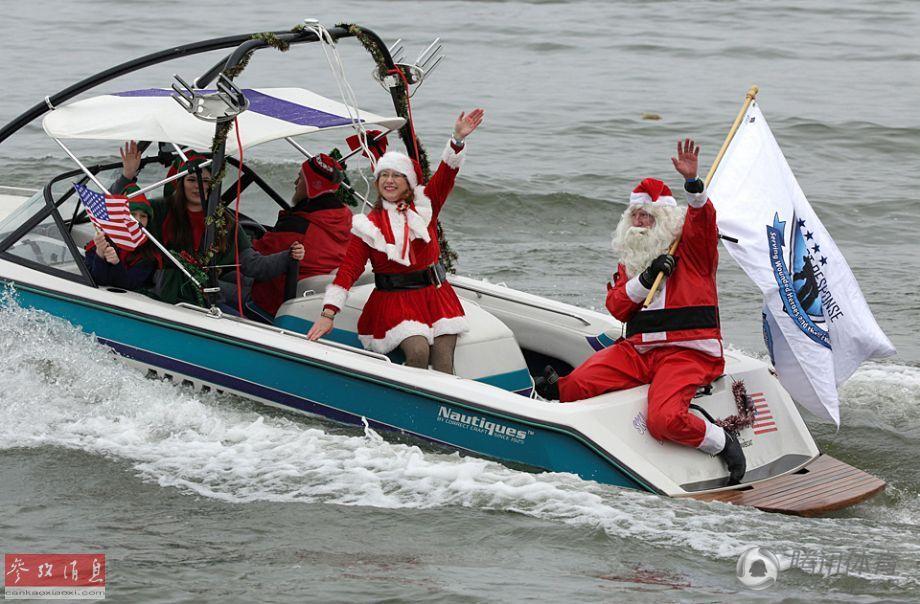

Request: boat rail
left=175, top=302, right=392, bottom=363
left=0, top=185, right=38, bottom=196
left=451, top=282, right=592, bottom=327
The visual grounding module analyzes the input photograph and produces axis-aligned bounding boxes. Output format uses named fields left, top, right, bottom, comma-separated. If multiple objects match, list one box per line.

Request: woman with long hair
left=306, top=109, right=484, bottom=373
left=116, top=142, right=304, bottom=309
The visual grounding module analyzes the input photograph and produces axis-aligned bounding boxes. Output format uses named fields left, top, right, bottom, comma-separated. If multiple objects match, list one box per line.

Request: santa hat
left=122, top=183, right=154, bottom=219
left=373, top=151, right=420, bottom=189
left=629, top=178, right=677, bottom=207
left=301, top=153, right=344, bottom=198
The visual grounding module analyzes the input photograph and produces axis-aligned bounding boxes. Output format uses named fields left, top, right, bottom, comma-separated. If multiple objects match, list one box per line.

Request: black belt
left=375, top=262, right=447, bottom=291
left=626, top=305, right=720, bottom=338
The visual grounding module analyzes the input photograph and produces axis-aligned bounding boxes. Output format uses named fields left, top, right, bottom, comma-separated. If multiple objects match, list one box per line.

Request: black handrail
left=0, top=26, right=353, bottom=147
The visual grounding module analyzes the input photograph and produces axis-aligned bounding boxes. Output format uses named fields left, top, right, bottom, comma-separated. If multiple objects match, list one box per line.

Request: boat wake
left=0, top=295, right=917, bottom=587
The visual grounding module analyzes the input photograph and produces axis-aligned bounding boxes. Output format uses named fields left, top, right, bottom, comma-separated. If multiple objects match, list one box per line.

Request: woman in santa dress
left=306, top=108, right=484, bottom=373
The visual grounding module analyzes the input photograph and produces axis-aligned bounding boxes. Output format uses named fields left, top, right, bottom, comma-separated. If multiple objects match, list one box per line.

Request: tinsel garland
left=174, top=250, right=211, bottom=307
left=713, top=381, right=758, bottom=433
left=342, top=23, right=458, bottom=273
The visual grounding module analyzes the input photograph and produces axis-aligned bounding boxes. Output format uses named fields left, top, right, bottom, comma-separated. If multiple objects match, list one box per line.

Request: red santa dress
left=557, top=184, right=727, bottom=454
left=321, top=141, right=469, bottom=353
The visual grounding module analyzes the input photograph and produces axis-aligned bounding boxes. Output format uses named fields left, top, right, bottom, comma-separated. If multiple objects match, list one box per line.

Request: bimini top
left=42, top=87, right=405, bottom=153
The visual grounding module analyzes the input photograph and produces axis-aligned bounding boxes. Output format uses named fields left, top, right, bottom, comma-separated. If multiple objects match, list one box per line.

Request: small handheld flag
left=73, top=183, right=147, bottom=251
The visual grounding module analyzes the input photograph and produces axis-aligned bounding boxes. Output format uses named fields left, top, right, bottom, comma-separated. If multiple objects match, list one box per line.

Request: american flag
left=73, top=184, right=147, bottom=250
left=749, top=391, right=778, bottom=435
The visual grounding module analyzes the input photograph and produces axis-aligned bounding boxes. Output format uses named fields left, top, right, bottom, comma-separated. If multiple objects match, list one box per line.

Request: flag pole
left=642, top=85, right=759, bottom=307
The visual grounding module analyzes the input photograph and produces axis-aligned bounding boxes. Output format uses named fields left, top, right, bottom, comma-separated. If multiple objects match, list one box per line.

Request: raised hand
left=453, top=108, right=485, bottom=141
left=120, top=140, right=141, bottom=180
left=671, top=138, right=700, bottom=180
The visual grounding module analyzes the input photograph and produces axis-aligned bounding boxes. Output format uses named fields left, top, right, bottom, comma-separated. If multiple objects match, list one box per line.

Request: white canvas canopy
left=42, top=87, right=405, bottom=152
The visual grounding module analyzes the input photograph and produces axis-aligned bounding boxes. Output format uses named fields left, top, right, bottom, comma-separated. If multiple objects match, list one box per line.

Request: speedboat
left=0, top=22, right=885, bottom=515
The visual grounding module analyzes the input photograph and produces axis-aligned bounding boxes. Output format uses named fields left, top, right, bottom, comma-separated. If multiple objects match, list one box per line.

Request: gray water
left=1, top=1, right=919, bottom=601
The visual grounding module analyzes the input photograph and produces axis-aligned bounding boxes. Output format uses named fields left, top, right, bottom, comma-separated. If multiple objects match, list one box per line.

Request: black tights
left=399, top=334, right=458, bottom=374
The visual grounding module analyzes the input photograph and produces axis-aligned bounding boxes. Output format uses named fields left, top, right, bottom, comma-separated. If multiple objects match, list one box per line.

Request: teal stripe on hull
left=273, top=314, right=533, bottom=395
left=4, top=282, right=652, bottom=492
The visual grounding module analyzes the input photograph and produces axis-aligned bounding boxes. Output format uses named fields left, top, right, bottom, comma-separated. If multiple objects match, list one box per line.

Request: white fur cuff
left=625, top=275, right=651, bottom=304
left=697, top=421, right=726, bottom=455
left=322, top=284, right=348, bottom=311
left=441, top=140, right=466, bottom=170
left=686, top=188, right=708, bottom=208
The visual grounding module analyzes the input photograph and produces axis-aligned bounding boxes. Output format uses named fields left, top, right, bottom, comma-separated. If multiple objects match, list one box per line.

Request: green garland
left=329, top=148, right=360, bottom=207
left=182, top=27, right=300, bottom=304
left=343, top=23, right=458, bottom=273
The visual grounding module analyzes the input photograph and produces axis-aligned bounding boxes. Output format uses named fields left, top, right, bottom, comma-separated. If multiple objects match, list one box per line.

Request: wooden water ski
left=688, top=454, right=885, bottom=516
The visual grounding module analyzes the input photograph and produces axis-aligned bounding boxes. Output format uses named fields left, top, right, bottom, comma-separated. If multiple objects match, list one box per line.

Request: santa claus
left=535, top=139, right=746, bottom=485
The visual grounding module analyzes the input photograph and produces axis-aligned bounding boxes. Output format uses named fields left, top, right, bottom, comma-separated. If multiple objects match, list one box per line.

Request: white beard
left=611, top=206, right=685, bottom=278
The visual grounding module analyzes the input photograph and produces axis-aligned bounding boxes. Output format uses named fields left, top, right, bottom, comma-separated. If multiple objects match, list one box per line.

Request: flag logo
left=766, top=212, right=839, bottom=350
left=73, top=183, right=147, bottom=251
left=748, top=392, right=777, bottom=435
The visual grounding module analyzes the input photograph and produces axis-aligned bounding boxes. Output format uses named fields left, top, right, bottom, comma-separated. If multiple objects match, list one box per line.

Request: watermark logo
left=736, top=547, right=780, bottom=590
left=735, top=546, right=903, bottom=590
left=4, top=553, right=105, bottom=600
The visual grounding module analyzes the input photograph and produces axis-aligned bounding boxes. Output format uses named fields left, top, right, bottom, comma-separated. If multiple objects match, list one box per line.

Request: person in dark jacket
left=248, top=154, right=353, bottom=319
left=83, top=184, right=160, bottom=290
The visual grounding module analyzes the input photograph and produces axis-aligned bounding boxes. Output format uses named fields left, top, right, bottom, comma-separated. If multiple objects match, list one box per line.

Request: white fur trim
left=374, top=151, right=417, bottom=188
left=322, top=284, right=348, bottom=311
left=350, top=190, right=433, bottom=266
left=440, top=139, right=466, bottom=170
left=625, top=275, right=651, bottom=304
left=359, top=320, right=433, bottom=354
left=686, top=188, right=708, bottom=208
left=629, top=192, right=677, bottom=207
left=431, top=315, right=469, bottom=338
left=697, top=421, right=726, bottom=455
left=634, top=339, right=724, bottom=357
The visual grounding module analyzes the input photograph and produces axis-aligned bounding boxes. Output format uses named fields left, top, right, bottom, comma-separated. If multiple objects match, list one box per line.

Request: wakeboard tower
left=0, top=21, right=884, bottom=515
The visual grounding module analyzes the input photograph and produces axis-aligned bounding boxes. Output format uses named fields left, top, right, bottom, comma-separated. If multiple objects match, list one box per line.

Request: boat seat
left=274, top=283, right=534, bottom=396
left=295, top=267, right=374, bottom=297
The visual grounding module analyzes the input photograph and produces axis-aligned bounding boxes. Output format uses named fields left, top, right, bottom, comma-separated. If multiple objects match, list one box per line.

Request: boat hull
left=6, top=279, right=654, bottom=492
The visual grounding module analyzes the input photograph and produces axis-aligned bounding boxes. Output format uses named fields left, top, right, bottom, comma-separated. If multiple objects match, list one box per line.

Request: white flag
left=708, top=102, right=895, bottom=425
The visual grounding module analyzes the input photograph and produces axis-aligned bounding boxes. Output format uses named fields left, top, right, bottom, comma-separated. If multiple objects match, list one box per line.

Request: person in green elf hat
left=83, top=182, right=161, bottom=290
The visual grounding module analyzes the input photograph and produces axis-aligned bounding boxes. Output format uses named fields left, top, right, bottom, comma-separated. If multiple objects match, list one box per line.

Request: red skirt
left=357, top=282, right=468, bottom=353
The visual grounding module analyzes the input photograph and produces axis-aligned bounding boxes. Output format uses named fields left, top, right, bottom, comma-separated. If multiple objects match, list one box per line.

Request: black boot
left=719, top=430, right=746, bottom=486
left=534, top=365, right=560, bottom=401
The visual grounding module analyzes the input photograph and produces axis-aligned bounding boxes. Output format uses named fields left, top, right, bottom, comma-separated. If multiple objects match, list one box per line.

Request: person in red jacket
left=306, top=109, right=485, bottom=374
left=248, top=154, right=352, bottom=318
left=535, top=139, right=746, bottom=485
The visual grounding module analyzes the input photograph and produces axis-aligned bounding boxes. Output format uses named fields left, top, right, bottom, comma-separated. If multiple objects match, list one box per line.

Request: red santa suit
left=557, top=179, right=727, bottom=454
left=321, top=141, right=468, bottom=353
left=250, top=194, right=352, bottom=316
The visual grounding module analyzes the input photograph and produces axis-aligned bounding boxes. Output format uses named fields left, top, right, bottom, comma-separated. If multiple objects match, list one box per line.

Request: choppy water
left=1, top=0, right=918, bottom=601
